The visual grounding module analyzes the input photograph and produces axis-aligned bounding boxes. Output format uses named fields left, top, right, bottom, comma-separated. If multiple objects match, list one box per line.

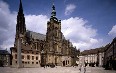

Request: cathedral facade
left=10, top=0, right=79, bottom=67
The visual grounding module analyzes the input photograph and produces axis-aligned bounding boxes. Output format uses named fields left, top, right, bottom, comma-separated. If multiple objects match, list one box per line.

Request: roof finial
left=51, top=0, right=56, bottom=17
left=52, top=0, right=54, bottom=5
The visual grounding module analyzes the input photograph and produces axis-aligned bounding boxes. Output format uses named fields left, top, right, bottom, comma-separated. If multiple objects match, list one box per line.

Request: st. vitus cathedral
left=10, top=0, right=79, bottom=67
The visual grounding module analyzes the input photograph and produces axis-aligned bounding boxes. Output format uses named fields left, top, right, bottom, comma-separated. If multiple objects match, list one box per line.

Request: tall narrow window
left=15, top=54, right=17, bottom=59
left=32, top=56, right=34, bottom=60
left=27, top=55, right=30, bottom=60
left=57, top=30, right=58, bottom=37
left=22, top=61, right=24, bottom=64
left=36, top=43, right=38, bottom=50
left=36, top=56, right=38, bottom=60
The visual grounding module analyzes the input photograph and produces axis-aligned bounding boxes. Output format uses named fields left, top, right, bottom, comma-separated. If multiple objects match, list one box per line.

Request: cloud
left=61, top=17, right=103, bottom=50
left=0, top=1, right=49, bottom=50
left=0, top=1, right=104, bottom=51
left=25, top=15, right=49, bottom=34
left=108, top=25, right=116, bottom=37
left=0, top=1, right=16, bottom=50
left=65, top=4, right=76, bottom=15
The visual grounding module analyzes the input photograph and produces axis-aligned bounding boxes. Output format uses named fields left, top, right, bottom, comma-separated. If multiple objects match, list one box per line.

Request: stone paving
left=0, top=66, right=116, bottom=73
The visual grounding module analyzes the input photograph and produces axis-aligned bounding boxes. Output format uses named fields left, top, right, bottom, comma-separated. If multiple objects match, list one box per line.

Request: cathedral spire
left=16, top=0, right=26, bottom=37
left=19, top=0, right=23, bottom=14
left=51, top=0, right=56, bottom=17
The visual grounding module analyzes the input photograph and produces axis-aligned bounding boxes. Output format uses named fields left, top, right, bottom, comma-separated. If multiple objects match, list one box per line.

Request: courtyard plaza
left=0, top=66, right=115, bottom=73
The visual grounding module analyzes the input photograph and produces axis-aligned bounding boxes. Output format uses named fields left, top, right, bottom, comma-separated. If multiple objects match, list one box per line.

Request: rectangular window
left=32, top=62, right=34, bottom=64
left=36, top=62, right=38, bottom=64
left=22, top=61, right=24, bottom=64
left=32, top=56, right=34, bottom=60
left=27, top=55, right=30, bottom=60
left=36, top=56, right=38, bottom=60
left=22, top=55, right=24, bottom=59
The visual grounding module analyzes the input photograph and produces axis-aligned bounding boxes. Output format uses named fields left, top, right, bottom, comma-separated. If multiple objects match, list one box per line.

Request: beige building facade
left=79, top=48, right=104, bottom=67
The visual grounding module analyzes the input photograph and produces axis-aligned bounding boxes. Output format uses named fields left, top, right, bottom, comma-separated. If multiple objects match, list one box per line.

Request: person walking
left=84, top=66, right=86, bottom=73
left=79, top=65, right=82, bottom=72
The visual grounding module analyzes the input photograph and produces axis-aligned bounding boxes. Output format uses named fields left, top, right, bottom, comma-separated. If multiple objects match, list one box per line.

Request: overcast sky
left=0, top=0, right=116, bottom=51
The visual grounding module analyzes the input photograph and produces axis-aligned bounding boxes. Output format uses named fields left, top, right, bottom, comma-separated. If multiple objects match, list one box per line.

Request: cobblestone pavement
left=0, top=66, right=116, bottom=73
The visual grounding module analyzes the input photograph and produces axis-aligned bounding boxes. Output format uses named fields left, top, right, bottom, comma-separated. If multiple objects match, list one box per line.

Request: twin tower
left=10, top=0, right=78, bottom=67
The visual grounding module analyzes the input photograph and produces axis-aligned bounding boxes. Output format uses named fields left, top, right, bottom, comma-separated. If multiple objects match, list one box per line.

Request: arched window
left=15, top=54, right=17, bottom=59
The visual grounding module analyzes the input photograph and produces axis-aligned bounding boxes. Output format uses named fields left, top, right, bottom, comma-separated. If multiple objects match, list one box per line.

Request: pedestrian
left=46, top=65, right=47, bottom=68
left=79, top=66, right=81, bottom=72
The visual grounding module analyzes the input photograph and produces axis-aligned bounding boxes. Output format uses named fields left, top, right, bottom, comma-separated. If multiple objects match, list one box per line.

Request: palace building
left=79, top=47, right=105, bottom=67
left=10, top=0, right=79, bottom=67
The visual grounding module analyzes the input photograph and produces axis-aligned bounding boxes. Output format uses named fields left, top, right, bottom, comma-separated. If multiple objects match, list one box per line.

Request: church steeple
left=16, top=0, right=26, bottom=37
left=19, top=0, right=23, bottom=14
left=51, top=0, right=56, bottom=18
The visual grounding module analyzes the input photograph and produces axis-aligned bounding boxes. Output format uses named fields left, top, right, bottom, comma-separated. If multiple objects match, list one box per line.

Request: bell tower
left=46, top=1, right=62, bottom=65
left=46, top=2, right=62, bottom=53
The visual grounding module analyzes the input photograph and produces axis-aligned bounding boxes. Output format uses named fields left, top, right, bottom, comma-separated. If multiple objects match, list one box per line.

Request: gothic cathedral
left=10, top=0, right=79, bottom=67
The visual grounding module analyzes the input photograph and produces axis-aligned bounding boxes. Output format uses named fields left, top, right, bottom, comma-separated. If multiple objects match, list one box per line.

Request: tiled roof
left=26, top=30, right=46, bottom=41
left=0, top=50, right=10, bottom=55
left=26, top=30, right=65, bottom=41
left=80, top=47, right=105, bottom=55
